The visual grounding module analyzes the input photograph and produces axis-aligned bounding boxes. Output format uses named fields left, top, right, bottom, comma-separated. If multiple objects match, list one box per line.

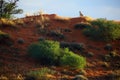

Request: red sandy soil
left=0, top=14, right=120, bottom=79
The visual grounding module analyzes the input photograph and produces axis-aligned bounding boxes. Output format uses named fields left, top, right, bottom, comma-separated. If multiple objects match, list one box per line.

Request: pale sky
left=16, top=0, right=120, bottom=20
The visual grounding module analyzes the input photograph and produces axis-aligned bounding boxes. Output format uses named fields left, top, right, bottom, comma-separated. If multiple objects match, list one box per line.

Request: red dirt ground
left=0, top=14, right=120, bottom=79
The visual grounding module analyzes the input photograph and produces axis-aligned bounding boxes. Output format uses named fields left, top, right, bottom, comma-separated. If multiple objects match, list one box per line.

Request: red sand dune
left=0, top=14, right=120, bottom=79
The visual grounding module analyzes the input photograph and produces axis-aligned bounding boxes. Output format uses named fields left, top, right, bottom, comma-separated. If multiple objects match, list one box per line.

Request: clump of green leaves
left=28, top=40, right=86, bottom=69
left=83, top=19, right=120, bottom=41
left=60, top=48, right=86, bottom=69
left=28, top=40, right=60, bottom=65
left=0, top=0, right=23, bottom=19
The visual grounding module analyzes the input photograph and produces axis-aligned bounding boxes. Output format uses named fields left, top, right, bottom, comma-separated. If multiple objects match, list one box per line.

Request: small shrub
left=35, top=15, right=50, bottom=29
left=35, top=22, right=43, bottom=28
left=74, top=23, right=91, bottom=29
left=27, top=67, right=56, bottom=80
left=37, top=28, right=47, bottom=34
left=86, top=52, right=94, bottom=57
left=17, top=38, right=25, bottom=44
left=60, top=42, right=86, bottom=51
left=70, top=43, right=86, bottom=51
left=0, top=31, right=10, bottom=40
left=49, top=30, right=65, bottom=39
left=78, top=69, right=87, bottom=75
left=0, top=30, right=13, bottom=46
left=60, top=42, right=70, bottom=48
left=103, top=51, right=119, bottom=62
left=64, top=28, right=72, bottom=32
left=38, top=37, right=45, bottom=41
left=103, top=54, right=111, bottom=61
left=104, top=44, right=113, bottom=51
left=109, top=51, right=118, bottom=58
left=28, top=40, right=60, bottom=65
left=101, top=62, right=109, bottom=68
left=83, top=19, right=120, bottom=41
left=60, top=48, right=86, bottom=69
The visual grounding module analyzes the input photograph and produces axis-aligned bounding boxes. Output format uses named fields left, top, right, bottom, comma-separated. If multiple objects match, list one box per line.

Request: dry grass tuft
left=54, top=15, right=71, bottom=22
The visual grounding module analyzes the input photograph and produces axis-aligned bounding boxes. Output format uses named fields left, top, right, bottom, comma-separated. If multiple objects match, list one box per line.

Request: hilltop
left=0, top=14, right=120, bottom=80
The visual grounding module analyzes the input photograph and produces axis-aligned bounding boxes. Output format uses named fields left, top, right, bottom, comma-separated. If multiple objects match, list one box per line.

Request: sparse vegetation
left=74, top=23, right=91, bottom=29
left=0, top=18, right=16, bottom=27
left=38, top=37, right=45, bottom=41
left=35, top=13, right=50, bottom=29
left=83, top=19, right=120, bottom=41
left=0, top=5, right=119, bottom=79
left=64, top=28, right=72, bottom=32
left=60, top=42, right=86, bottom=51
left=86, top=52, right=94, bottom=57
left=106, top=70, right=120, bottom=80
left=27, top=67, right=56, bottom=80
left=0, top=30, right=9, bottom=39
left=15, top=19, right=24, bottom=25
left=104, top=44, right=113, bottom=51
left=0, top=30, right=13, bottom=45
left=103, top=54, right=111, bottom=61
left=54, top=15, right=70, bottom=22
left=35, top=22, right=42, bottom=28
left=36, top=28, right=48, bottom=34
left=17, top=38, right=25, bottom=44
left=48, top=30, right=65, bottom=39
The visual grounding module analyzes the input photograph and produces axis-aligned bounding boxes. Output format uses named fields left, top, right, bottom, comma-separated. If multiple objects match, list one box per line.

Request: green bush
left=60, top=48, right=86, bottom=69
left=28, top=40, right=86, bottom=69
left=28, top=40, right=60, bottom=65
left=83, top=19, right=120, bottom=41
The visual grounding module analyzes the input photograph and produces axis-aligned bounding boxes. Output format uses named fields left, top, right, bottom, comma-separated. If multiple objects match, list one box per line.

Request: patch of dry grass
left=0, top=18, right=16, bottom=27
left=54, top=15, right=71, bottom=22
